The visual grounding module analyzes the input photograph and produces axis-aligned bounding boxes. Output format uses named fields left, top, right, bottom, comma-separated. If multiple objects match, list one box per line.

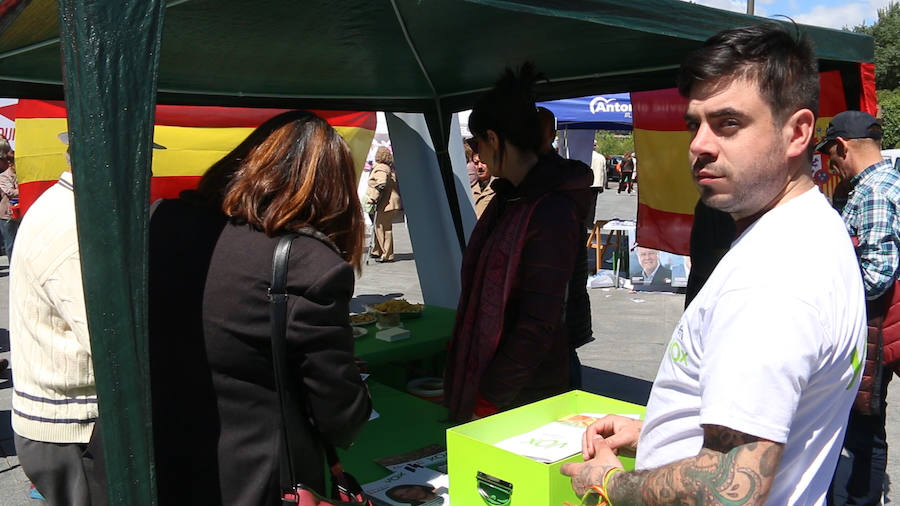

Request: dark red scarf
left=444, top=190, right=549, bottom=421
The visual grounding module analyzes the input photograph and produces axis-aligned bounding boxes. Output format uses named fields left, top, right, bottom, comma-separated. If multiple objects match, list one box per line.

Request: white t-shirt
left=635, top=188, right=866, bottom=505
left=590, top=151, right=606, bottom=187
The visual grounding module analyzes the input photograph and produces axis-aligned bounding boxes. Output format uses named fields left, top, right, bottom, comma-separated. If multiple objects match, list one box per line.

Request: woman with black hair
left=444, top=64, right=593, bottom=422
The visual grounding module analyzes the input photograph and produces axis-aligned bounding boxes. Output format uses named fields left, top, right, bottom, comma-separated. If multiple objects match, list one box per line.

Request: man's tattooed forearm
left=607, top=444, right=774, bottom=505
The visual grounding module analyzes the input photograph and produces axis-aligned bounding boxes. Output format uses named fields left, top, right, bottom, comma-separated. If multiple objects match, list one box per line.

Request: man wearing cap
left=817, top=110, right=900, bottom=504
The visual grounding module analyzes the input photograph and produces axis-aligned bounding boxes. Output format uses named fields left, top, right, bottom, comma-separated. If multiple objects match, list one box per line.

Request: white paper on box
left=493, top=413, right=640, bottom=463
left=375, top=327, right=411, bottom=342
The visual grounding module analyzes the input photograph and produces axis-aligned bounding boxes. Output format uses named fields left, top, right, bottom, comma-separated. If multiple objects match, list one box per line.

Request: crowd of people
left=2, top=20, right=897, bottom=506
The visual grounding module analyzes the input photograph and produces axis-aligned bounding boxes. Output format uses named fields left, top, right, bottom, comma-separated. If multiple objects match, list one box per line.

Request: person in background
left=0, top=150, right=20, bottom=258
left=366, top=146, right=402, bottom=263
left=464, top=138, right=478, bottom=186
left=149, top=111, right=371, bottom=505
left=563, top=23, right=866, bottom=504
left=817, top=110, right=900, bottom=505
left=591, top=140, right=607, bottom=189
left=617, top=151, right=635, bottom=194
left=0, top=147, right=12, bottom=374
left=444, top=63, right=592, bottom=421
left=684, top=199, right=736, bottom=308
left=470, top=151, right=495, bottom=218
left=0, top=138, right=11, bottom=256
left=537, top=106, right=594, bottom=388
left=10, top=133, right=105, bottom=505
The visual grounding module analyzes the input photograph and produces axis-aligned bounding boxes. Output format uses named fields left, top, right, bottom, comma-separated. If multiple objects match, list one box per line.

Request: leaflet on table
left=374, top=444, right=447, bottom=473
left=362, top=465, right=449, bottom=506
left=493, top=413, right=641, bottom=463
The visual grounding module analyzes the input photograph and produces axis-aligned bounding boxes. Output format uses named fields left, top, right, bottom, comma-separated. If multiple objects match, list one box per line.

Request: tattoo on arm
left=607, top=425, right=783, bottom=505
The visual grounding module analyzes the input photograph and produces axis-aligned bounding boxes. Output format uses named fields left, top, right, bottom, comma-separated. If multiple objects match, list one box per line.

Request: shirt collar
left=850, top=159, right=893, bottom=188
left=58, top=171, right=74, bottom=191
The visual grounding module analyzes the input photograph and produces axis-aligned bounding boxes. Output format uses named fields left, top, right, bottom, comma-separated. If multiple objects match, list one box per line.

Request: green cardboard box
left=446, top=390, right=645, bottom=506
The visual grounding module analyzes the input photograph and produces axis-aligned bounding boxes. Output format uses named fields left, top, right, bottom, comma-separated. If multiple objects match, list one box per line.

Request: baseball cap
left=815, top=110, right=882, bottom=153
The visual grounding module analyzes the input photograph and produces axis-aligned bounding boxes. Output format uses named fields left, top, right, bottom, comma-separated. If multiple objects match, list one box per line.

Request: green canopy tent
left=0, top=0, right=873, bottom=503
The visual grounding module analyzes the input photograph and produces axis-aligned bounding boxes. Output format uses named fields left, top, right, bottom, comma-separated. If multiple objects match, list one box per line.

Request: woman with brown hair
left=148, top=110, right=371, bottom=505
left=365, top=146, right=402, bottom=262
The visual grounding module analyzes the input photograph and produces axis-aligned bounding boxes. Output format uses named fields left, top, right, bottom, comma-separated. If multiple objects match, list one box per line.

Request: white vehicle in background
left=883, top=149, right=900, bottom=170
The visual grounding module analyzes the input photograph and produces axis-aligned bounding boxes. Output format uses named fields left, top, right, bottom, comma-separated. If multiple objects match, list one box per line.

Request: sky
left=683, top=0, right=894, bottom=29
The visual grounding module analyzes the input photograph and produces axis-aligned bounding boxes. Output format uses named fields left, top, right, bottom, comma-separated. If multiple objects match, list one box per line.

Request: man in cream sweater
left=10, top=155, right=103, bottom=504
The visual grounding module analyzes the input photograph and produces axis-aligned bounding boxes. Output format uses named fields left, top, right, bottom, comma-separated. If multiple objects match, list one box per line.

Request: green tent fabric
left=56, top=1, right=165, bottom=504
left=0, top=1, right=874, bottom=504
left=0, top=0, right=874, bottom=110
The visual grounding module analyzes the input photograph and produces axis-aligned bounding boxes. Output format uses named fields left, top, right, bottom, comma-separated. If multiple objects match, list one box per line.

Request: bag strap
left=269, top=231, right=348, bottom=496
left=269, top=232, right=303, bottom=493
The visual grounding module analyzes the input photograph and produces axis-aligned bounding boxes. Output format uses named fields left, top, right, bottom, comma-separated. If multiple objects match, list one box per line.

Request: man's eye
left=685, top=121, right=699, bottom=132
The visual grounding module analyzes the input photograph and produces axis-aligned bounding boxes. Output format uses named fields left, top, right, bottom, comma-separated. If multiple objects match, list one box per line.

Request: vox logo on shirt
left=667, top=325, right=689, bottom=369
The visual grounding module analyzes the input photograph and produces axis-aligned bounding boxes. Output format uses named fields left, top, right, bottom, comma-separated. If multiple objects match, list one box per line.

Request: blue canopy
left=538, top=93, right=632, bottom=131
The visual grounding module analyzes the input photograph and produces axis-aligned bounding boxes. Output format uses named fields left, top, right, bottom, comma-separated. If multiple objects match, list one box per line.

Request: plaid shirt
left=842, top=159, right=900, bottom=299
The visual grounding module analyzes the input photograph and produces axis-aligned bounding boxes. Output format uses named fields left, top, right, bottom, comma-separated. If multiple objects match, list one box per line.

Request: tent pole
left=424, top=106, right=466, bottom=251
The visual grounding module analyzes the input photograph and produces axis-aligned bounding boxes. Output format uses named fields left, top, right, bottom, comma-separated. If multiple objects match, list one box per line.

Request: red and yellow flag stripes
left=15, top=100, right=376, bottom=215
left=632, top=69, right=874, bottom=256
left=632, top=88, right=694, bottom=255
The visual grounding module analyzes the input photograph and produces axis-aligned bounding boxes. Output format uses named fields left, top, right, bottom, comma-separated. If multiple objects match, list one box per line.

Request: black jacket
left=149, top=197, right=371, bottom=505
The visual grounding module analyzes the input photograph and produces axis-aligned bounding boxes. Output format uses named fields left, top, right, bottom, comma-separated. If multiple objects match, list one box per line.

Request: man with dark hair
left=563, top=23, right=866, bottom=504
left=536, top=106, right=594, bottom=388
left=817, top=110, right=900, bottom=504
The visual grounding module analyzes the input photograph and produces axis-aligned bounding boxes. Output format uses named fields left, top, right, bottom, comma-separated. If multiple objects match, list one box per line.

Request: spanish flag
left=633, top=69, right=872, bottom=255
left=15, top=100, right=376, bottom=215
left=632, top=88, right=694, bottom=256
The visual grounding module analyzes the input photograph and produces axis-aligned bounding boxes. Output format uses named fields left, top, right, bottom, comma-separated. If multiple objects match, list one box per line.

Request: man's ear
left=784, top=108, right=815, bottom=159
left=485, top=129, right=500, bottom=151
left=834, top=138, right=849, bottom=158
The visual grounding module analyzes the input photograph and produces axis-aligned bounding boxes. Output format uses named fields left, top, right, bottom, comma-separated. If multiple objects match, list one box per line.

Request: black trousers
left=15, top=430, right=107, bottom=506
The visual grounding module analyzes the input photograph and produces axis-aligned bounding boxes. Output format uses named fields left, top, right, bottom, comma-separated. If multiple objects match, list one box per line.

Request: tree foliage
left=879, top=89, right=900, bottom=148
left=594, top=130, right=634, bottom=156
left=852, top=2, right=900, bottom=90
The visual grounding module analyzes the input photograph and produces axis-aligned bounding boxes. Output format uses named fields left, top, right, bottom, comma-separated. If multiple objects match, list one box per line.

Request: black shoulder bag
left=270, top=233, right=374, bottom=506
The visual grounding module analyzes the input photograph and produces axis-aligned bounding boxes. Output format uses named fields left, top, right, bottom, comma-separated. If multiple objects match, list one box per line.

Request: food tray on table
left=366, top=299, right=425, bottom=320
left=350, top=312, right=377, bottom=326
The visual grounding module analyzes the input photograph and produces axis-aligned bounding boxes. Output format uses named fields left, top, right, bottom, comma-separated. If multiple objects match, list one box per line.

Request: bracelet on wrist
left=578, top=467, right=624, bottom=506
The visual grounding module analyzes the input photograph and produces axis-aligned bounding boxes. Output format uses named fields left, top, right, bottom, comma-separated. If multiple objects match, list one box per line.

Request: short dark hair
left=677, top=23, right=819, bottom=122
left=468, top=62, right=543, bottom=166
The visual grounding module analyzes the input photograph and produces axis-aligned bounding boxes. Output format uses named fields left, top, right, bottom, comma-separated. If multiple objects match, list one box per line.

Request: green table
left=338, top=381, right=453, bottom=483
left=353, top=305, right=456, bottom=367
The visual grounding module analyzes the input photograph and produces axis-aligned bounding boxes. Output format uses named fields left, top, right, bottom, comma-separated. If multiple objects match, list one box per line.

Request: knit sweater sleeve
left=43, top=248, right=91, bottom=352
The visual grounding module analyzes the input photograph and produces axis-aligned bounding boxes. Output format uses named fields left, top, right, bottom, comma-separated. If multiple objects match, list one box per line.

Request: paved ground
left=0, top=185, right=897, bottom=503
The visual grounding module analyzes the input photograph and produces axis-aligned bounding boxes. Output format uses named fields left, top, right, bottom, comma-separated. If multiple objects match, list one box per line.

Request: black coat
left=149, top=197, right=371, bottom=505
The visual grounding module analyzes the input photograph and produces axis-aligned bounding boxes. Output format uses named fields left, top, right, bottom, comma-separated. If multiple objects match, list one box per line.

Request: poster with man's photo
left=629, top=243, right=690, bottom=293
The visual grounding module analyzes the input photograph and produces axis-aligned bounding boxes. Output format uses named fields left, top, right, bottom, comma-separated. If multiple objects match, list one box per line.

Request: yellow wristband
left=580, top=485, right=609, bottom=506
left=601, top=467, right=624, bottom=505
